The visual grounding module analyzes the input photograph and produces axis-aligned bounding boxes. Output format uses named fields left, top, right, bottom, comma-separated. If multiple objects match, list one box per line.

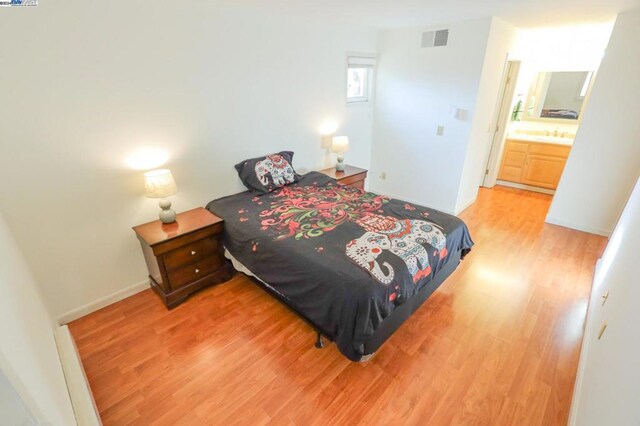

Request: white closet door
left=570, top=177, right=640, bottom=426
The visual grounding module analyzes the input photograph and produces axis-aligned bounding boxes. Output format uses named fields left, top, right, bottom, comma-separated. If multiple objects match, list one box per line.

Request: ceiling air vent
left=421, top=29, right=449, bottom=48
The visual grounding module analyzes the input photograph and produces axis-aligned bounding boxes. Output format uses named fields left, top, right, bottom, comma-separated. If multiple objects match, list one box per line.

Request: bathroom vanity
left=492, top=69, right=593, bottom=192
left=498, top=135, right=572, bottom=190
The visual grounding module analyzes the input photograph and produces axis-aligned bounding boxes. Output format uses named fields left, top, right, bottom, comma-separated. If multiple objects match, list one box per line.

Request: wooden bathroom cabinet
left=498, top=139, right=571, bottom=190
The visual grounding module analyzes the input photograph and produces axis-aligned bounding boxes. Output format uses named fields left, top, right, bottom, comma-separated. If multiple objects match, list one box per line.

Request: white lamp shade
left=144, top=169, right=177, bottom=198
left=331, top=136, right=350, bottom=154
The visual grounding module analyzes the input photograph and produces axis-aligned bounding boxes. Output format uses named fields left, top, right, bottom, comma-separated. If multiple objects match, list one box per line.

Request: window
left=347, top=68, right=367, bottom=100
left=346, top=55, right=376, bottom=104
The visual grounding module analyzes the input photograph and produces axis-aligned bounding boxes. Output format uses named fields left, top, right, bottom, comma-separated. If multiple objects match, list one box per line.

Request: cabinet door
left=521, top=154, right=567, bottom=189
left=498, top=141, right=528, bottom=183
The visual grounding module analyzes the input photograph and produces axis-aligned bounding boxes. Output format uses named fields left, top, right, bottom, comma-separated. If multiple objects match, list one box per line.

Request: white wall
left=569, top=177, right=640, bottom=425
left=370, top=17, right=493, bottom=214
left=0, top=369, right=37, bottom=426
left=547, top=11, right=640, bottom=236
left=0, top=211, right=76, bottom=425
left=0, top=1, right=378, bottom=320
left=455, top=17, right=519, bottom=212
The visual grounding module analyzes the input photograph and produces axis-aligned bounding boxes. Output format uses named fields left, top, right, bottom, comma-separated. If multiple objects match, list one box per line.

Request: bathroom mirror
left=524, top=71, right=594, bottom=121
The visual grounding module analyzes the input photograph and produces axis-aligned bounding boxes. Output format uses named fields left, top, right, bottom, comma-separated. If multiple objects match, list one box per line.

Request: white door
left=482, top=60, right=521, bottom=187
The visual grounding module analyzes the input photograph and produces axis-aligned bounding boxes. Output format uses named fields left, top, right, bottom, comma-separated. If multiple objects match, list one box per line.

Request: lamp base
left=335, top=155, right=346, bottom=172
left=158, top=198, right=176, bottom=224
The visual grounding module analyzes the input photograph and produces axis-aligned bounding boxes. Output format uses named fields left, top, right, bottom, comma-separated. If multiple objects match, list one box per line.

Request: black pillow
left=234, top=151, right=298, bottom=194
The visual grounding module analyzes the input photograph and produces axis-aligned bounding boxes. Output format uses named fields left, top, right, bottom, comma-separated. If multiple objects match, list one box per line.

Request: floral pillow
left=235, top=151, right=298, bottom=194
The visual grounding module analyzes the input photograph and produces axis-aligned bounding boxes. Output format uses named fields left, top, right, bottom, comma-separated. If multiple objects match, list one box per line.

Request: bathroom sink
left=533, top=136, right=574, bottom=144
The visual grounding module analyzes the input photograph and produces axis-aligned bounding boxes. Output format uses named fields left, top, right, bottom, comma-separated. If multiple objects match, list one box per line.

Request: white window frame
left=346, top=54, right=376, bottom=105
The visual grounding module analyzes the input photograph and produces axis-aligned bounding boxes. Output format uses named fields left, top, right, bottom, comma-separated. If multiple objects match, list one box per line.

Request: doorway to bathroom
left=482, top=24, right=613, bottom=197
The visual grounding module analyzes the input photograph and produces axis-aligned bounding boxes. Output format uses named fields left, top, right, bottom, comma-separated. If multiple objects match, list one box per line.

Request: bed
left=206, top=171, right=473, bottom=361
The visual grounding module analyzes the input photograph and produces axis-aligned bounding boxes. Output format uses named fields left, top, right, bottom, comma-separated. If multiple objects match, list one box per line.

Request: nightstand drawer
left=346, top=179, right=365, bottom=190
left=167, top=256, right=223, bottom=290
left=318, top=165, right=368, bottom=190
left=163, top=237, right=219, bottom=271
left=338, top=173, right=367, bottom=188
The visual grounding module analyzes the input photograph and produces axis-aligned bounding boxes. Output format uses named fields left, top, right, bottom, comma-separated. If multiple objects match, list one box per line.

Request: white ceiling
left=239, top=0, right=640, bottom=29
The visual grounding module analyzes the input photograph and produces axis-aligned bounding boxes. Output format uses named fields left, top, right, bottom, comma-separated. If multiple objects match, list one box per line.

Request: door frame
left=482, top=60, right=521, bottom=188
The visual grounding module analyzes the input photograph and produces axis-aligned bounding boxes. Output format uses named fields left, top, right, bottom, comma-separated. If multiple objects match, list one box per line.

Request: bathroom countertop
left=506, top=133, right=574, bottom=146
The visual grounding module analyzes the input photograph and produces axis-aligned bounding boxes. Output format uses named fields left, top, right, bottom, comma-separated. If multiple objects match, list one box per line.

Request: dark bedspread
left=206, top=172, right=473, bottom=360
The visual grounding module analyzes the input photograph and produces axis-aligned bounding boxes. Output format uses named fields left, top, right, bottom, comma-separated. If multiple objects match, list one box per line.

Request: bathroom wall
left=505, top=23, right=613, bottom=137
left=513, top=23, right=613, bottom=98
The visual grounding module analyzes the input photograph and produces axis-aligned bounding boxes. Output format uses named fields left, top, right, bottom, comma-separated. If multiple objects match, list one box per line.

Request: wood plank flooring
left=69, top=186, right=607, bottom=425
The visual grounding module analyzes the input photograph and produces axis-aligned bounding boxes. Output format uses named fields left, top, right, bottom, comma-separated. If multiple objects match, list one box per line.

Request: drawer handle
left=191, top=250, right=197, bottom=256
left=194, top=268, right=200, bottom=274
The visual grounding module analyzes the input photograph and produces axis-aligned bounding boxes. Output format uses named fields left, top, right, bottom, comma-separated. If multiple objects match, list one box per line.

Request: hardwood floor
left=69, top=186, right=607, bottom=425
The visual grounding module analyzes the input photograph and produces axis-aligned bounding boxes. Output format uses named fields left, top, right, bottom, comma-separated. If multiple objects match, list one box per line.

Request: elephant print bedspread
left=207, top=171, right=473, bottom=360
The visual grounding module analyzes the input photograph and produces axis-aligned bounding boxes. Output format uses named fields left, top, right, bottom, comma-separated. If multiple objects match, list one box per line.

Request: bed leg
left=314, top=331, right=324, bottom=349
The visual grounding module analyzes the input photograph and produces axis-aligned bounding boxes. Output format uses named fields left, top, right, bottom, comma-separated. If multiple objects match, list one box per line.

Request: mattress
left=207, top=172, right=473, bottom=360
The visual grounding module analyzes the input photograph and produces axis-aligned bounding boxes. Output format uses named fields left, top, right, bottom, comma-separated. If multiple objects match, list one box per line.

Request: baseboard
left=454, top=196, right=477, bottom=216
left=496, top=180, right=555, bottom=195
left=545, top=216, right=611, bottom=237
left=57, top=279, right=150, bottom=325
left=55, top=325, right=102, bottom=426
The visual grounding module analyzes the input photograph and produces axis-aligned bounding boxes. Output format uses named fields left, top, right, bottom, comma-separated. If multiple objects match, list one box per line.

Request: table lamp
left=144, top=169, right=177, bottom=224
left=331, top=136, right=350, bottom=172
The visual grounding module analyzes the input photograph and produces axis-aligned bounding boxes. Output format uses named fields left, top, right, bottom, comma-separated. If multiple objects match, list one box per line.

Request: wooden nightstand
left=318, top=165, right=368, bottom=189
left=132, top=208, right=233, bottom=309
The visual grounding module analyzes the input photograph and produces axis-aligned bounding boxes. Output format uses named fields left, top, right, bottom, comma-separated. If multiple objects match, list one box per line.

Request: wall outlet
left=436, top=125, right=445, bottom=136
left=379, top=172, right=386, bottom=180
